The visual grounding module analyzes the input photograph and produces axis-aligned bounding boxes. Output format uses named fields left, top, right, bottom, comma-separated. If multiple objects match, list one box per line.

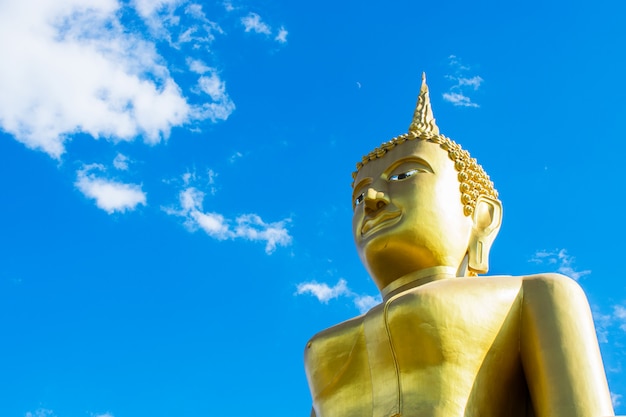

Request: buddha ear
left=467, top=196, right=503, bottom=275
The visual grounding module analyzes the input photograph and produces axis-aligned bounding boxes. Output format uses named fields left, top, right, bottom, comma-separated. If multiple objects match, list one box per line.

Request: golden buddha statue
left=304, top=74, right=614, bottom=417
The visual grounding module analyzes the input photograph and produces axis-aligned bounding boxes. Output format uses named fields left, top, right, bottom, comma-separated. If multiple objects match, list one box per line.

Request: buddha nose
left=364, top=187, right=389, bottom=214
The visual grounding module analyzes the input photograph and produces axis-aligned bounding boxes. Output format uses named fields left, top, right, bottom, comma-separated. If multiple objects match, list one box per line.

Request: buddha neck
left=380, top=266, right=457, bottom=301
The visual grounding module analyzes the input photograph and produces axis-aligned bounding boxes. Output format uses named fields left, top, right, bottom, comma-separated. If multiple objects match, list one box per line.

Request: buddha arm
left=520, top=273, right=614, bottom=416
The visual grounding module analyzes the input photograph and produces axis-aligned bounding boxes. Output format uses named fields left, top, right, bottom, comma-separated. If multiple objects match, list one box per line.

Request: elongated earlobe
left=467, top=196, right=502, bottom=274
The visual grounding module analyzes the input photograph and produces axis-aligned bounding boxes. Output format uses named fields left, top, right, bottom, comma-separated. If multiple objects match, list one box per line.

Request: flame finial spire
left=408, top=72, right=440, bottom=137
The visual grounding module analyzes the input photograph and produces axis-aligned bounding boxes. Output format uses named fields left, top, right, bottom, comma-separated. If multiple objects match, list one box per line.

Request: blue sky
left=1, top=0, right=625, bottom=416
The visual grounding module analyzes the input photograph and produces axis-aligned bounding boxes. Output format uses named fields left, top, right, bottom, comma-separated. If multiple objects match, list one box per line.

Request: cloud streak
left=529, top=248, right=591, bottom=280
left=443, top=55, right=482, bottom=108
left=296, top=279, right=381, bottom=314
left=167, top=186, right=292, bottom=254
left=75, top=165, right=147, bottom=214
left=442, top=92, right=478, bottom=108
left=241, top=12, right=271, bottom=35
left=25, top=410, right=54, bottom=417
left=275, top=26, right=288, bottom=43
left=240, top=12, right=287, bottom=43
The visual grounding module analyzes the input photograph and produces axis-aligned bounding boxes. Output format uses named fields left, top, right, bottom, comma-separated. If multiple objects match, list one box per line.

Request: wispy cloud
left=113, top=153, right=130, bottom=171
left=442, top=92, right=478, bottom=108
left=173, top=168, right=218, bottom=195
left=132, top=0, right=223, bottom=47
left=223, top=1, right=235, bottom=12
left=612, top=392, right=622, bottom=408
left=229, top=151, right=243, bottom=163
left=295, top=279, right=381, bottom=314
left=165, top=187, right=291, bottom=254
left=593, top=308, right=612, bottom=343
left=614, top=305, right=626, bottom=331
left=443, top=55, right=482, bottom=108
left=458, top=75, right=483, bottom=89
left=188, top=58, right=212, bottom=74
left=275, top=26, right=288, bottom=43
left=25, top=410, right=54, bottom=417
left=240, top=12, right=287, bottom=43
left=296, top=279, right=350, bottom=303
left=26, top=410, right=114, bottom=417
left=75, top=165, right=147, bottom=214
left=593, top=302, right=626, bottom=350
left=529, top=248, right=591, bottom=280
left=241, top=12, right=271, bottom=35
left=190, top=64, right=236, bottom=122
left=0, top=0, right=233, bottom=159
left=354, top=294, right=380, bottom=313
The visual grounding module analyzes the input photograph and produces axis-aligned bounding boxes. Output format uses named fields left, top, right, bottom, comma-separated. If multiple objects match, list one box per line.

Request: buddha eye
left=389, top=169, right=420, bottom=181
left=354, top=193, right=365, bottom=206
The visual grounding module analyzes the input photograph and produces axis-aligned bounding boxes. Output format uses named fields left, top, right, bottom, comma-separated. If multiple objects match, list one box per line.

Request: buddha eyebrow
left=384, top=156, right=434, bottom=176
left=352, top=178, right=371, bottom=199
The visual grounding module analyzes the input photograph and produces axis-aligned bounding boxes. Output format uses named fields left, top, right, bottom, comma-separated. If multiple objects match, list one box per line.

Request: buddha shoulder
left=520, top=272, right=589, bottom=309
left=304, top=313, right=365, bottom=366
left=304, top=314, right=368, bottom=390
left=521, top=272, right=584, bottom=290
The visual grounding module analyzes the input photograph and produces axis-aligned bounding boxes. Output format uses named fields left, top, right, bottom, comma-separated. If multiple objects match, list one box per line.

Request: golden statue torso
left=305, top=276, right=536, bottom=417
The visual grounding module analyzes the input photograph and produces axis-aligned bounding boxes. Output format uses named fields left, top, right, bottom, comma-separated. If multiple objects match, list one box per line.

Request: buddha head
left=351, top=74, right=502, bottom=292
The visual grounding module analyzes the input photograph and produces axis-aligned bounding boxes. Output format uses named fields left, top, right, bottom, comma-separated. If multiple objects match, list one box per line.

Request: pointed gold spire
left=408, top=73, right=440, bottom=137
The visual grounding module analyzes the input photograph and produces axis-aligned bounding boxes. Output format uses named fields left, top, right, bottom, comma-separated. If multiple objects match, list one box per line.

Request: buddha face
left=352, top=139, right=474, bottom=291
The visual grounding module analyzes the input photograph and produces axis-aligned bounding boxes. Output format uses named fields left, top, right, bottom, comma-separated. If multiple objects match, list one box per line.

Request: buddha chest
left=305, top=277, right=532, bottom=417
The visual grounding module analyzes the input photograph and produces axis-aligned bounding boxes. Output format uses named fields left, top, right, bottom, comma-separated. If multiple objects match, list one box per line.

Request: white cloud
left=296, top=279, right=350, bottom=303
left=129, top=1, right=224, bottom=57
left=234, top=214, right=292, bottom=254
left=178, top=185, right=203, bottom=211
left=612, top=392, right=622, bottom=408
left=529, top=248, right=591, bottom=280
left=192, top=210, right=231, bottom=239
left=458, top=75, right=483, bottom=90
left=198, top=71, right=228, bottom=101
left=181, top=171, right=195, bottom=186
left=223, top=1, right=235, bottom=12
left=593, top=307, right=612, bottom=343
left=0, top=0, right=187, bottom=157
left=181, top=65, right=235, bottom=122
left=229, top=151, right=243, bottom=163
left=113, top=153, right=130, bottom=170
left=133, top=1, right=223, bottom=48
left=207, top=169, right=217, bottom=185
left=166, top=186, right=292, bottom=254
left=442, top=92, right=479, bottom=108
left=0, top=0, right=234, bottom=159
left=178, top=168, right=217, bottom=195
left=76, top=165, right=147, bottom=213
left=593, top=303, right=626, bottom=345
left=132, top=0, right=182, bottom=21
left=275, top=26, right=288, bottom=43
left=444, top=55, right=482, bottom=108
left=188, top=58, right=212, bottom=74
left=296, top=278, right=381, bottom=314
left=447, top=54, right=469, bottom=71
left=26, top=409, right=113, bottom=417
left=241, top=12, right=271, bottom=35
left=354, top=294, right=380, bottom=313
left=239, top=13, right=287, bottom=44
left=614, top=305, right=626, bottom=331
left=26, top=410, right=54, bottom=417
